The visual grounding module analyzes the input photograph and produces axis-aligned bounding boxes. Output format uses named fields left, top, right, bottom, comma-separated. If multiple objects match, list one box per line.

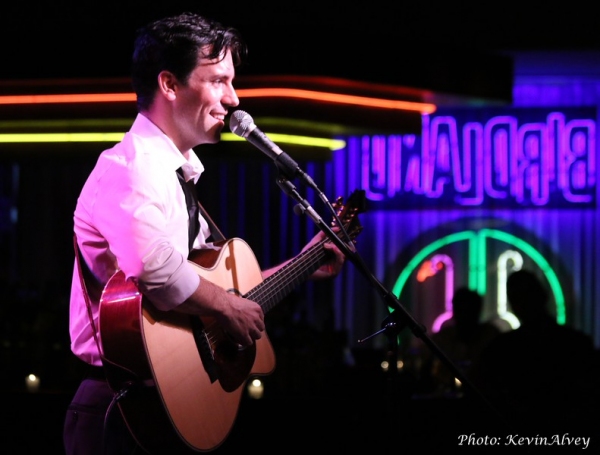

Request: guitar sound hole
left=190, top=317, right=219, bottom=384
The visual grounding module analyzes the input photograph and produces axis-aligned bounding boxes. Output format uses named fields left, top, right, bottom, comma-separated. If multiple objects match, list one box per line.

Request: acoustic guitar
left=98, top=190, right=365, bottom=453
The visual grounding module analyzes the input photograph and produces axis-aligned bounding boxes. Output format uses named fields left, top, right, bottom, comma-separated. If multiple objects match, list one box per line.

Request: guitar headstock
left=330, top=189, right=367, bottom=243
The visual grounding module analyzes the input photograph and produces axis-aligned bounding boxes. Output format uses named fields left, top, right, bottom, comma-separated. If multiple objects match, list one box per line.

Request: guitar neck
left=244, top=240, right=330, bottom=314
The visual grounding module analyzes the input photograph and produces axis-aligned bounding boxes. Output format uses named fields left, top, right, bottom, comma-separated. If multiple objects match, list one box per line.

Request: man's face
left=173, top=48, right=239, bottom=149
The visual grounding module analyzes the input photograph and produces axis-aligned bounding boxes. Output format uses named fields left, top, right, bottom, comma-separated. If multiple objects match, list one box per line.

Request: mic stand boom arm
left=276, top=176, right=507, bottom=427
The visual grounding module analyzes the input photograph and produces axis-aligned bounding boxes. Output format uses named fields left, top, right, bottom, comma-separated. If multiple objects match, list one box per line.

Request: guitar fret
left=246, top=241, right=328, bottom=313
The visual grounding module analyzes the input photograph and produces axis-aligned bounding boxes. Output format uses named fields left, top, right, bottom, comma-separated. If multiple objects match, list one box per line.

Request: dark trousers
left=63, top=378, right=142, bottom=455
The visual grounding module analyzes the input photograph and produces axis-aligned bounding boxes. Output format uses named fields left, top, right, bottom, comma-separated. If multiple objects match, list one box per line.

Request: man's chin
left=208, top=125, right=224, bottom=144
left=196, top=135, right=219, bottom=146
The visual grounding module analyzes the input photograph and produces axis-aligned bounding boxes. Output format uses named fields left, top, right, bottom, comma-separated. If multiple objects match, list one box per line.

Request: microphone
left=230, top=110, right=353, bottom=244
left=229, top=110, right=318, bottom=190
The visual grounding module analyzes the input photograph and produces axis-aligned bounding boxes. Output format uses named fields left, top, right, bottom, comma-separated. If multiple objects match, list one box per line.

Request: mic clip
left=276, top=177, right=323, bottom=224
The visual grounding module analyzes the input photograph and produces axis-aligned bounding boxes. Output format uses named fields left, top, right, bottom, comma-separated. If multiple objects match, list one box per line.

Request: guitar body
left=98, top=190, right=365, bottom=453
left=99, top=238, right=276, bottom=453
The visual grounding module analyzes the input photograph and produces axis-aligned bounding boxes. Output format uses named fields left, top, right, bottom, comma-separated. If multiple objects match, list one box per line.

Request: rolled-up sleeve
left=84, top=124, right=205, bottom=311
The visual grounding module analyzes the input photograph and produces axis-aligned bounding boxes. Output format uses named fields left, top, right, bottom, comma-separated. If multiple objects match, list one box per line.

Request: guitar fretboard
left=243, top=239, right=330, bottom=314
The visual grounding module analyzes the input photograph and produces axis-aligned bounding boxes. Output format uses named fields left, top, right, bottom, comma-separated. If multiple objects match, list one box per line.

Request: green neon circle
left=391, top=228, right=565, bottom=325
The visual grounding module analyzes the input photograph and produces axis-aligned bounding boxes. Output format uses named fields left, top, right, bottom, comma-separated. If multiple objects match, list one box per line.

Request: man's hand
left=176, top=278, right=265, bottom=348
left=303, top=230, right=349, bottom=280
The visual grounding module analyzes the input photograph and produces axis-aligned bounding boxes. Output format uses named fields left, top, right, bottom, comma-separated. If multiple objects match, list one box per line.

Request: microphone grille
left=229, top=110, right=254, bottom=137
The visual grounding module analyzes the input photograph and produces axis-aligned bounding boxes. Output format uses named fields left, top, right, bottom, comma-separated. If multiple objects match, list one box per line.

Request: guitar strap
left=73, top=235, right=105, bottom=360
left=198, top=202, right=225, bottom=243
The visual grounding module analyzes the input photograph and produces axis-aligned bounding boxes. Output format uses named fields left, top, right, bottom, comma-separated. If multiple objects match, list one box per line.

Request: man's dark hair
left=131, top=12, right=247, bottom=111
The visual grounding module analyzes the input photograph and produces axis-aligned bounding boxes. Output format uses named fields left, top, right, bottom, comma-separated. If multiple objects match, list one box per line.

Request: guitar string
left=249, top=211, right=360, bottom=313
left=201, top=239, right=328, bottom=346
left=201, top=209, right=359, bottom=347
left=250, top=243, right=327, bottom=312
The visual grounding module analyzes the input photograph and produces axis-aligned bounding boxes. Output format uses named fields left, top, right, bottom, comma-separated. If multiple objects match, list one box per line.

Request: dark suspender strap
left=176, top=168, right=201, bottom=251
left=176, top=166, right=226, bottom=244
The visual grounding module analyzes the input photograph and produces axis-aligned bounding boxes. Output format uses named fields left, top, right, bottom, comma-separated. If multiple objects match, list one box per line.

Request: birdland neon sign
left=341, top=107, right=597, bottom=209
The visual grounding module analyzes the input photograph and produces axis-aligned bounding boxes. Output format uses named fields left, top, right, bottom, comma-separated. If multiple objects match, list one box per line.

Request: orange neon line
left=0, top=88, right=436, bottom=113
left=0, top=93, right=137, bottom=104
left=236, top=88, right=436, bottom=113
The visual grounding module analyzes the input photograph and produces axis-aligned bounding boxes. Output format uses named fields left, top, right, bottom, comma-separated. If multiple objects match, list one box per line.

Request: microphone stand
left=275, top=174, right=509, bottom=432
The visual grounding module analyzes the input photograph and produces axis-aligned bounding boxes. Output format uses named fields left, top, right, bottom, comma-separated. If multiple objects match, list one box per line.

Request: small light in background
left=454, top=377, right=462, bottom=389
left=380, top=359, right=404, bottom=372
left=25, top=373, right=40, bottom=393
left=246, top=378, right=264, bottom=399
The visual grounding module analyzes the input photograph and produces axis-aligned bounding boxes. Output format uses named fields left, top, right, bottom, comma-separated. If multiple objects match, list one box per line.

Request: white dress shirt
left=69, top=113, right=211, bottom=366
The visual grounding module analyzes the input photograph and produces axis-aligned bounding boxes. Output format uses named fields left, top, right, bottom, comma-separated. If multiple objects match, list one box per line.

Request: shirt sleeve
left=88, top=139, right=200, bottom=311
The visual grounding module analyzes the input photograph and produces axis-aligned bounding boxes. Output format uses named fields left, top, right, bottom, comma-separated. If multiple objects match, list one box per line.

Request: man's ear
left=157, top=71, right=178, bottom=101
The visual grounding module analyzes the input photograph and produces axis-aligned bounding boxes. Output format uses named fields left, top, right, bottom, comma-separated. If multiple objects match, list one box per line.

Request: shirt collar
left=132, top=113, right=205, bottom=183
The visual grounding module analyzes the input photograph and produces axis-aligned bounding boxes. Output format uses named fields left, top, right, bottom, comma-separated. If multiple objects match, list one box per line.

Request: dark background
left=3, top=1, right=600, bottom=91
left=2, top=2, right=600, bottom=453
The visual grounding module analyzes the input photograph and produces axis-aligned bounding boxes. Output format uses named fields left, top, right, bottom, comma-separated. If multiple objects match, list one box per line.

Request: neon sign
left=340, top=108, right=597, bottom=209
left=391, top=228, right=566, bottom=332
